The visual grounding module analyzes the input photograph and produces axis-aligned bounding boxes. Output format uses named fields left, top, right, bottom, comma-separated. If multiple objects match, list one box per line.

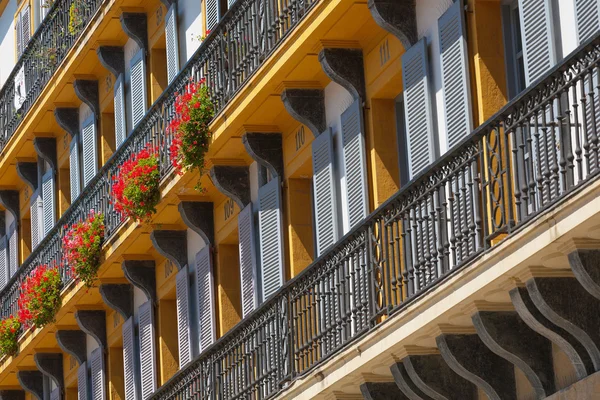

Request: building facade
left=0, top=0, right=598, bottom=399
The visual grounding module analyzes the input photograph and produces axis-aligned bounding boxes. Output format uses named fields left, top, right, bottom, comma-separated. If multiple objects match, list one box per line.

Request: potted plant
left=18, top=265, right=63, bottom=329
left=0, top=316, right=21, bottom=357
left=68, top=0, right=87, bottom=36
left=63, top=210, right=105, bottom=288
left=112, top=145, right=160, bottom=222
left=169, top=78, right=214, bottom=190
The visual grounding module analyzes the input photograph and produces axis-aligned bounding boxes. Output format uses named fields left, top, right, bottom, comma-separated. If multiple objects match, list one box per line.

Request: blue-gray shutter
left=238, top=204, right=257, bottom=317
left=130, top=50, right=147, bottom=128
left=228, top=0, right=236, bottom=6
left=518, top=0, right=556, bottom=85
left=8, top=222, right=17, bottom=277
left=30, top=191, right=39, bottom=249
left=176, top=266, right=191, bottom=366
left=258, top=177, right=284, bottom=301
left=138, top=301, right=156, bottom=400
left=341, top=99, right=368, bottom=228
left=165, top=4, right=180, bottom=84
left=77, top=361, right=88, bottom=400
left=114, top=75, right=126, bottom=147
left=16, top=12, right=22, bottom=57
left=82, top=117, right=97, bottom=187
left=195, top=247, right=215, bottom=352
left=402, top=38, right=435, bottom=178
left=21, top=6, right=30, bottom=49
left=575, top=0, right=600, bottom=43
left=70, top=135, right=81, bottom=200
left=206, top=0, right=219, bottom=30
left=0, top=236, right=7, bottom=289
left=439, top=0, right=472, bottom=149
left=122, top=317, right=137, bottom=400
left=50, top=388, right=59, bottom=400
left=42, top=169, right=55, bottom=236
left=312, top=128, right=338, bottom=256
left=90, top=347, right=105, bottom=400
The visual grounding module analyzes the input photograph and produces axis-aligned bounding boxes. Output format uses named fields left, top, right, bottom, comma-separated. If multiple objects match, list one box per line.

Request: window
left=395, top=95, right=410, bottom=188
left=502, top=0, right=527, bottom=99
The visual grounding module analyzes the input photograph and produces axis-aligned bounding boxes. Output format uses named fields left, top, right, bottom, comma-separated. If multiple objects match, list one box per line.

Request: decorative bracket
left=319, top=48, right=366, bottom=102
left=209, top=166, right=250, bottom=209
left=73, top=80, right=100, bottom=120
left=55, top=330, right=87, bottom=365
left=281, top=89, right=326, bottom=137
left=16, top=371, right=44, bottom=400
left=120, top=13, right=148, bottom=54
left=0, top=191, right=19, bottom=222
left=75, top=310, right=107, bottom=351
left=33, top=138, right=57, bottom=172
left=97, top=47, right=125, bottom=78
left=54, top=108, right=79, bottom=139
left=150, top=230, right=188, bottom=271
left=33, top=353, right=63, bottom=395
left=178, top=202, right=214, bottom=246
left=16, top=162, right=37, bottom=191
left=242, top=133, right=284, bottom=179
left=0, top=213, right=5, bottom=237
left=0, top=391, right=25, bottom=400
left=360, top=382, right=407, bottom=400
left=122, top=260, right=156, bottom=304
left=367, top=0, right=417, bottom=49
left=99, top=284, right=133, bottom=319
left=390, top=362, right=430, bottom=399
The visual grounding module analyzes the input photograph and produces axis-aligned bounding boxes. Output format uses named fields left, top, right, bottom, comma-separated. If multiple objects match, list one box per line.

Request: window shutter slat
left=312, top=128, right=338, bottom=256
left=78, top=361, right=88, bottom=400
left=402, top=38, right=436, bottom=178
left=206, top=0, right=219, bottom=30
left=21, top=6, right=30, bottom=49
left=30, top=192, right=39, bottom=250
left=42, top=170, right=55, bottom=236
left=82, top=118, right=98, bottom=187
left=122, top=317, right=137, bottom=400
left=50, top=388, right=59, bottom=400
left=0, top=237, right=7, bottom=289
left=439, top=0, right=472, bottom=149
left=114, top=75, right=126, bottom=147
left=8, top=222, right=17, bottom=277
left=130, top=51, right=147, bottom=128
left=575, top=0, right=600, bottom=43
left=90, top=347, right=105, bottom=400
left=70, top=136, right=80, bottom=200
left=195, top=247, right=215, bottom=352
left=16, top=14, right=22, bottom=57
left=165, top=5, right=180, bottom=84
left=238, top=204, right=258, bottom=317
left=258, top=177, right=284, bottom=301
left=341, top=99, right=368, bottom=228
left=138, top=301, right=156, bottom=400
left=176, top=266, right=191, bottom=366
left=518, top=0, right=556, bottom=85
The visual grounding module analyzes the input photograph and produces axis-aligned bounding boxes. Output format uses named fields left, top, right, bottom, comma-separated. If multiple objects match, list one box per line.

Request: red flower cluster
left=18, top=264, right=62, bottom=329
left=0, top=316, right=21, bottom=357
left=112, top=145, right=160, bottom=222
left=168, top=78, right=214, bottom=190
left=63, top=210, right=105, bottom=288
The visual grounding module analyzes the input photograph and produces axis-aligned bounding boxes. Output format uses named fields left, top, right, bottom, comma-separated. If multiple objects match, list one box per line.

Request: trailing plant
left=112, top=145, right=160, bottom=222
left=0, top=316, right=21, bottom=357
left=169, top=78, right=214, bottom=190
left=63, top=210, right=105, bottom=288
left=68, top=0, right=87, bottom=36
left=18, top=265, right=63, bottom=329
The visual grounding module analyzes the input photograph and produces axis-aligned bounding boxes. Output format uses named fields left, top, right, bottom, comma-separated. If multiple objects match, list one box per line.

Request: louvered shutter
left=518, top=0, right=556, bottom=85
left=402, top=38, right=435, bottom=178
left=206, top=0, right=219, bottom=30
left=70, top=136, right=81, bottom=200
left=238, top=204, right=258, bottom=317
left=0, top=237, right=8, bottom=289
left=176, top=267, right=191, bottom=366
left=50, top=388, right=59, bottom=400
left=341, top=100, right=368, bottom=228
left=21, top=6, right=30, bottom=50
left=130, top=51, right=147, bottom=128
left=42, top=170, right=55, bottom=236
left=114, top=75, right=126, bottom=147
left=78, top=361, right=88, bottom=400
left=82, top=117, right=97, bottom=187
left=439, top=0, right=472, bottom=149
left=122, top=317, right=137, bottom=400
left=312, top=128, right=338, bottom=255
left=165, top=4, right=180, bottom=84
left=575, top=0, right=600, bottom=43
left=228, top=0, right=236, bottom=6
left=16, top=13, right=22, bottom=57
left=8, top=222, right=17, bottom=277
left=30, top=191, right=39, bottom=249
left=90, top=347, right=105, bottom=400
left=196, top=247, right=215, bottom=352
left=138, top=301, right=156, bottom=400
left=258, top=177, right=284, bottom=301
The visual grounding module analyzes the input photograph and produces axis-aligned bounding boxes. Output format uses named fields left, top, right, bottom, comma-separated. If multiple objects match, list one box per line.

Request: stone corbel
left=390, top=362, right=429, bottom=399
left=367, top=0, right=417, bottom=49
left=120, top=13, right=148, bottom=54
left=73, top=80, right=100, bottom=120
left=75, top=310, right=107, bottom=351
left=99, top=284, right=134, bottom=319
left=0, top=391, right=25, bottom=400
left=33, top=138, right=57, bottom=172
left=209, top=166, right=250, bottom=209
left=242, top=133, right=284, bottom=179
left=568, top=248, right=600, bottom=300
left=16, top=371, right=44, bottom=400
left=122, top=260, right=156, bottom=304
left=16, top=162, right=37, bottom=191
left=281, top=89, right=326, bottom=137
left=360, top=382, right=407, bottom=400
left=178, top=202, right=214, bottom=246
left=54, top=108, right=79, bottom=139
left=33, top=353, right=63, bottom=395
left=0, top=191, right=19, bottom=222
left=55, top=330, right=87, bottom=365
left=0, top=213, right=5, bottom=237
left=150, top=230, right=188, bottom=271
left=97, top=47, right=125, bottom=78
left=318, top=48, right=366, bottom=102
